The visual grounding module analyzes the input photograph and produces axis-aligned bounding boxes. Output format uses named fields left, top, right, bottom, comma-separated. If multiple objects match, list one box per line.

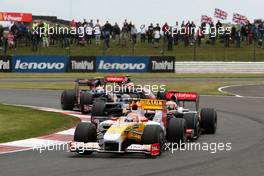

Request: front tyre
left=74, top=122, right=97, bottom=155
left=142, top=125, right=165, bottom=156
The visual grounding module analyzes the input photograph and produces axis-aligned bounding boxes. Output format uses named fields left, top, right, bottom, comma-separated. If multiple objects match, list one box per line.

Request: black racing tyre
left=80, top=93, right=93, bottom=114
left=183, top=113, right=196, bottom=129
left=183, top=113, right=200, bottom=139
left=74, top=122, right=97, bottom=155
left=142, top=125, right=165, bottom=156
left=80, top=93, right=93, bottom=105
left=91, top=101, right=106, bottom=116
left=61, top=90, right=75, bottom=110
left=200, top=108, right=217, bottom=134
left=166, top=117, right=186, bottom=143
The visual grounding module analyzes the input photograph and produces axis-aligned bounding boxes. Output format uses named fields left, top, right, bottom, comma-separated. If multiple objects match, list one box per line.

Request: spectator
left=172, top=22, right=179, bottom=45
left=102, top=21, right=112, bottom=48
left=167, top=27, right=173, bottom=50
left=86, top=24, right=93, bottom=44
left=78, top=24, right=86, bottom=46
left=42, top=22, right=49, bottom=48
left=183, top=22, right=190, bottom=47
left=128, top=22, right=133, bottom=39
left=121, top=23, right=129, bottom=47
left=209, top=22, right=216, bottom=45
left=257, top=22, right=264, bottom=47
left=189, top=21, right=196, bottom=45
left=2, top=31, right=8, bottom=54
left=94, top=23, right=101, bottom=45
left=140, top=24, right=147, bottom=43
left=153, top=28, right=160, bottom=48
left=196, top=26, right=203, bottom=46
left=89, top=19, right=94, bottom=28
left=147, top=23, right=154, bottom=43
left=112, top=22, right=121, bottom=45
left=31, top=20, right=41, bottom=51
left=131, top=25, right=137, bottom=44
left=162, top=22, right=170, bottom=43
left=216, top=20, right=222, bottom=39
left=0, top=25, right=3, bottom=50
left=10, top=22, right=19, bottom=48
left=231, top=25, right=236, bottom=44
left=235, top=29, right=241, bottom=48
left=224, top=27, right=231, bottom=48
left=7, top=31, right=15, bottom=49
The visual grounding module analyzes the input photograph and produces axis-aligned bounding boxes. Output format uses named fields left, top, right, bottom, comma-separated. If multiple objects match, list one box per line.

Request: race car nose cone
left=104, top=133, right=122, bottom=142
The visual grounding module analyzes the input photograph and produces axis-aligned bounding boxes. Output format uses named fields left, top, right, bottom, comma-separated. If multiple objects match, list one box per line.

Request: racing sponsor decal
left=0, top=55, right=12, bottom=72
left=12, top=56, right=68, bottom=73
left=68, top=56, right=96, bottom=72
left=96, top=56, right=149, bottom=73
left=0, top=12, right=32, bottom=22
left=149, top=56, right=175, bottom=72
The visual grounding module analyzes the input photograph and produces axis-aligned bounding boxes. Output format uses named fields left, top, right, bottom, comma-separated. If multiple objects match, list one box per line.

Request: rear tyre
left=183, top=113, right=200, bottom=140
left=166, top=117, right=186, bottom=144
left=91, top=101, right=106, bottom=116
left=61, top=90, right=75, bottom=110
left=142, top=125, right=164, bottom=156
left=80, top=93, right=93, bottom=114
left=200, top=108, right=217, bottom=134
left=74, top=122, right=97, bottom=155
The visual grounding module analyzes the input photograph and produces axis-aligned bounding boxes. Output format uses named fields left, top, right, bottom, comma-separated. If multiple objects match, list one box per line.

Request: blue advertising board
left=96, top=56, right=149, bottom=73
left=12, top=56, right=68, bottom=73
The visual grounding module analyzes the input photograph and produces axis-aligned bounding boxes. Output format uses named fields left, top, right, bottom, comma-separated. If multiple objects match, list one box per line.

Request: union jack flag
left=233, top=13, right=248, bottom=24
left=214, top=8, right=228, bottom=20
left=201, top=15, right=213, bottom=24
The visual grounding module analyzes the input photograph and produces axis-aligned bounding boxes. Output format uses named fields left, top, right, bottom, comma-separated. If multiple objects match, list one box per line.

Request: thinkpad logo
left=152, top=61, right=174, bottom=70
left=71, top=60, right=94, bottom=70
left=0, top=60, right=10, bottom=70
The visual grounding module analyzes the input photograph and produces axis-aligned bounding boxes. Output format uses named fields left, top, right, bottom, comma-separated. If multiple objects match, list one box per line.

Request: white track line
left=218, top=84, right=264, bottom=99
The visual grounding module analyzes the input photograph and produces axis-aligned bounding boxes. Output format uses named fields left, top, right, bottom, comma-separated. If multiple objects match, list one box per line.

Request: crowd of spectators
left=0, top=19, right=264, bottom=54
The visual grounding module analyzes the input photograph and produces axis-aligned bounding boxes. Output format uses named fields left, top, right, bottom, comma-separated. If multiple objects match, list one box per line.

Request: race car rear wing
left=130, top=99, right=168, bottom=126
left=165, top=91, right=199, bottom=111
left=75, top=78, right=101, bottom=87
left=130, top=99, right=166, bottom=110
left=165, top=91, right=199, bottom=102
left=104, top=76, right=130, bottom=84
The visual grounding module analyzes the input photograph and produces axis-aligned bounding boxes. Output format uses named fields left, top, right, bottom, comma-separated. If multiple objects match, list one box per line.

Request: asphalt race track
left=0, top=85, right=264, bottom=176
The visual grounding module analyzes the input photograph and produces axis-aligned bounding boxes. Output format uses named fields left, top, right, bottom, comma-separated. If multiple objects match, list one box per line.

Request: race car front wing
left=69, top=142, right=160, bottom=156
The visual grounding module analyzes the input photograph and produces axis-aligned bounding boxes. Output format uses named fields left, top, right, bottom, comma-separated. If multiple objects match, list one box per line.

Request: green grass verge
left=0, top=104, right=79, bottom=143
left=6, top=40, right=264, bottom=61
left=1, top=73, right=264, bottom=79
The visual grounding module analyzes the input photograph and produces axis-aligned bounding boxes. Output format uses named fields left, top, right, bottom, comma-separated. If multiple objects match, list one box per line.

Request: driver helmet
left=95, top=86, right=104, bottom=94
left=126, top=112, right=139, bottom=122
left=121, top=94, right=131, bottom=103
left=166, top=101, right=177, bottom=110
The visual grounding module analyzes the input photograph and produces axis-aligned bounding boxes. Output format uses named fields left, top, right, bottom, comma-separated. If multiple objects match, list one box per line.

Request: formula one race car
left=163, top=91, right=217, bottom=139
left=69, top=99, right=187, bottom=157
left=60, top=75, right=132, bottom=113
